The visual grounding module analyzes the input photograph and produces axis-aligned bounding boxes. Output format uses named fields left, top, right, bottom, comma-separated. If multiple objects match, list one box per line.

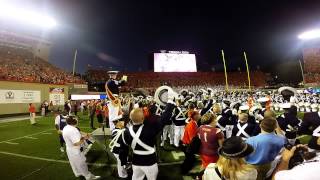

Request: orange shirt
left=143, top=107, right=150, bottom=118
left=29, top=105, right=36, bottom=113
left=182, top=119, right=198, bottom=145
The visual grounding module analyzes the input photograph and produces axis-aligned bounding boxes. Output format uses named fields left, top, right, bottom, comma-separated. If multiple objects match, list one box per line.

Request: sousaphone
left=154, top=86, right=179, bottom=106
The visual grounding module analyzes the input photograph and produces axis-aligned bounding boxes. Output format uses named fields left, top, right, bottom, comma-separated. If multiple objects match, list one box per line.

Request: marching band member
left=221, top=100, right=232, bottom=118
left=54, top=111, right=67, bottom=152
left=120, top=96, right=175, bottom=180
left=199, top=99, right=214, bottom=116
left=278, top=86, right=296, bottom=103
left=212, top=103, right=225, bottom=130
left=232, top=112, right=255, bottom=140
left=160, top=110, right=174, bottom=147
left=249, top=106, right=264, bottom=135
left=62, top=116, right=100, bottom=180
left=102, top=102, right=109, bottom=128
left=299, top=110, right=320, bottom=135
left=245, top=107, right=258, bottom=126
left=109, top=115, right=129, bottom=179
left=197, top=101, right=204, bottom=114
left=95, top=102, right=104, bottom=128
left=172, top=99, right=186, bottom=147
left=222, top=101, right=238, bottom=138
left=105, top=70, right=127, bottom=131
left=257, top=97, right=269, bottom=115
left=106, top=71, right=126, bottom=95
left=299, top=109, right=320, bottom=149
left=64, top=100, right=72, bottom=115
left=88, top=100, right=96, bottom=129
left=277, top=103, right=300, bottom=134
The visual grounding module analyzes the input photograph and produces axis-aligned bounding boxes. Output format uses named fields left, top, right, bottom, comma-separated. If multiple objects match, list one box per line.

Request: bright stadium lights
left=298, top=29, right=320, bottom=40
left=0, top=2, right=57, bottom=28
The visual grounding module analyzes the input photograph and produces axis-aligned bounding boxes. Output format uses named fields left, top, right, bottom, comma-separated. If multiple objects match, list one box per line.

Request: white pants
left=225, top=125, right=234, bottom=138
left=30, top=113, right=36, bottom=124
left=162, top=125, right=173, bottom=145
left=132, top=163, right=158, bottom=180
left=41, top=108, right=45, bottom=116
left=173, top=125, right=185, bottom=147
left=109, top=118, right=115, bottom=131
left=113, top=153, right=128, bottom=178
left=66, top=149, right=93, bottom=180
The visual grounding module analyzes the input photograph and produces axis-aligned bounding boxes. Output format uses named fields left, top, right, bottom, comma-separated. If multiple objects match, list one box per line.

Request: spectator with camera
left=272, top=143, right=319, bottom=180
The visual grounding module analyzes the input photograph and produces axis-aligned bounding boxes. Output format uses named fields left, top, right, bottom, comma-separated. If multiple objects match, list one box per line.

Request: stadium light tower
left=0, top=1, right=57, bottom=29
left=298, top=29, right=320, bottom=40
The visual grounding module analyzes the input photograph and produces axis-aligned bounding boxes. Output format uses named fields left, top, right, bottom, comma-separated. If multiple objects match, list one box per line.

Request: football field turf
left=0, top=114, right=188, bottom=180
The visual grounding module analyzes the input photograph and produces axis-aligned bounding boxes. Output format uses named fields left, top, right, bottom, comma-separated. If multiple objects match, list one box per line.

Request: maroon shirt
left=198, top=125, right=224, bottom=156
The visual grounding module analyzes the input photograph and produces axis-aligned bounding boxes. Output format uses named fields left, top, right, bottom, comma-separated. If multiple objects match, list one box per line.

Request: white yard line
left=0, top=151, right=183, bottom=167
left=24, top=136, right=38, bottom=140
left=41, top=132, right=52, bottom=135
left=0, top=151, right=72, bottom=165
left=0, top=116, right=41, bottom=124
left=0, top=129, right=53, bottom=143
left=3, top=142, right=19, bottom=145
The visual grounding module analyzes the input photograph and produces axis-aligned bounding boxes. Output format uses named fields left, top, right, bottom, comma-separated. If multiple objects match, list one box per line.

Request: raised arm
left=158, top=102, right=175, bottom=129
left=201, top=99, right=213, bottom=116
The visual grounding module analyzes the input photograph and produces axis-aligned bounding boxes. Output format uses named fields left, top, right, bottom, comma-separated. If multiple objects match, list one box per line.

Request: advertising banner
left=49, top=87, right=65, bottom=105
left=0, top=90, right=41, bottom=104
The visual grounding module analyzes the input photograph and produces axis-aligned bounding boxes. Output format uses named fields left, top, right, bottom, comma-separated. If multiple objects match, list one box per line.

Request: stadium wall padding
left=0, top=81, right=68, bottom=115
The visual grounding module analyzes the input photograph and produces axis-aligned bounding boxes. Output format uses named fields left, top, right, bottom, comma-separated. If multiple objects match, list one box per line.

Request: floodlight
left=0, top=2, right=57, bottom=28
left=298, top=29, right=320, bottom=40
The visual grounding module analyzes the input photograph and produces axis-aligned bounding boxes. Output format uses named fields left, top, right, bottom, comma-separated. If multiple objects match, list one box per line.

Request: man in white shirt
left=62, top=116, right=100, bottom=180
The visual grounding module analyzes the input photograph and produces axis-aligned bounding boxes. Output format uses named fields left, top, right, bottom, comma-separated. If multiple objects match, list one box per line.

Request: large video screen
left=154, top=53, right=197, bottom=72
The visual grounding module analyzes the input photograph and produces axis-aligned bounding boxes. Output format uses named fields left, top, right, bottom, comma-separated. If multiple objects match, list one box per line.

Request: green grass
left=0, top=113, right=186, bottom=180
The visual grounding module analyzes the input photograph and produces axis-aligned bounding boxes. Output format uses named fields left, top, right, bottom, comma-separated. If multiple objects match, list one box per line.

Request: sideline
left=0, top=116, right=41, bottom=124
left=0, top=151, right=183, bottom=167
left=0, top=129, right=54, bottom=143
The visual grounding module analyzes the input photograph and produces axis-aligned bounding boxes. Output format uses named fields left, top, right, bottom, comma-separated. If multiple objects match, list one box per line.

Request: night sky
left=7, top=0, right=320, bottom=82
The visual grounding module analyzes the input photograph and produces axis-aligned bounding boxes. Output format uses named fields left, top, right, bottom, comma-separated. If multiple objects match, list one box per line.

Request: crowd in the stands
left=86, top=70, right=268, bottom=92
left=0, top=45, right=84, bottom=84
